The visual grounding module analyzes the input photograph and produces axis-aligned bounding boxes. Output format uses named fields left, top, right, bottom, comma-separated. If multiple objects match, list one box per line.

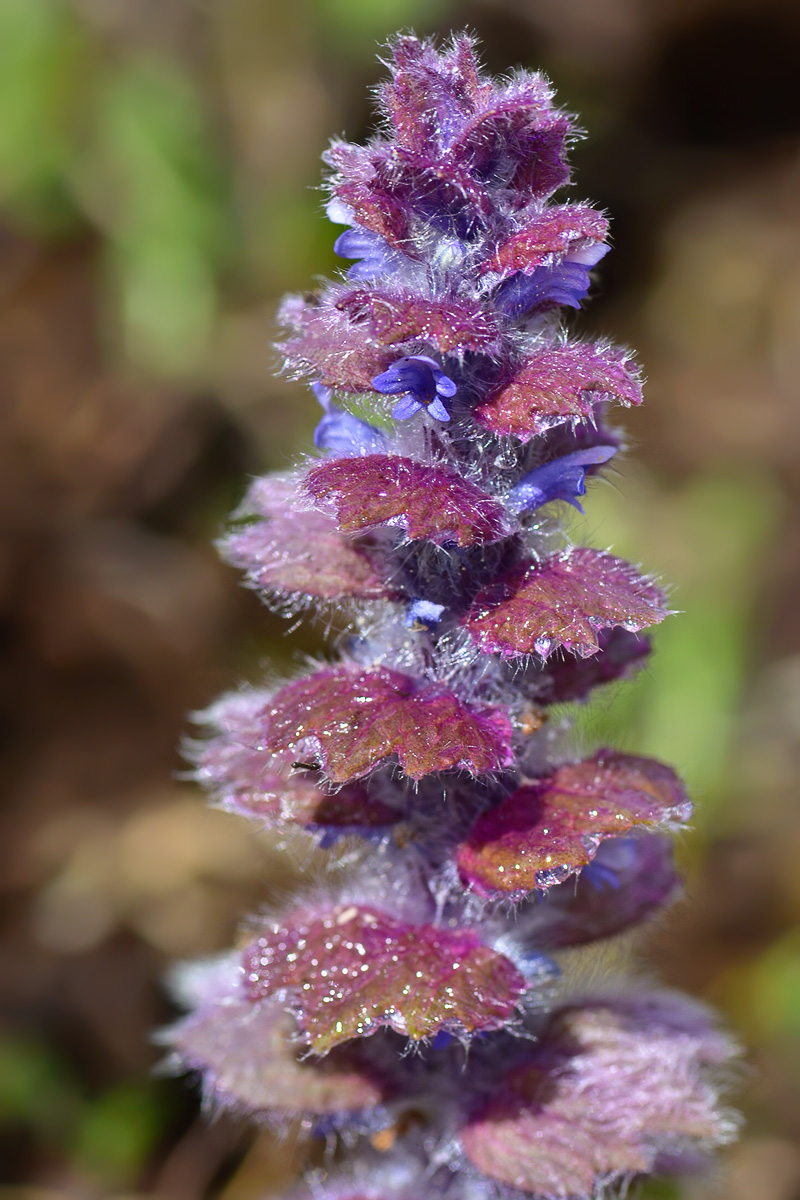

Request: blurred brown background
left=0, top=0, right=799, bottom=1197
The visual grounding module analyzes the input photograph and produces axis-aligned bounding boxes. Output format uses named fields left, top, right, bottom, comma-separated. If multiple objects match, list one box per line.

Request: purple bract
left=243, top=902, right=529, bottom=1052
left=462, top=547, right=669, bottom=659
left=305, top=454, right=511, bottom=547
left=456, top=751, right=691, bottom=897
left=475, top=343, right=643, bottom=441
left=258, top=666, right=514, bottom=782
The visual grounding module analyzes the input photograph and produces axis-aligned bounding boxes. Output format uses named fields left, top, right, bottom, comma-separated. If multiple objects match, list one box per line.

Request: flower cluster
left=161, top=35, right=739, bottom=1200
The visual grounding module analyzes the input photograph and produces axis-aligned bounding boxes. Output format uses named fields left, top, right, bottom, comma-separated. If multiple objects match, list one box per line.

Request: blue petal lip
left=510, top=445, right=617, bottom=513
left=392, top=395, right=422, bottom=420
left=427, top=396, right=451, bottom=422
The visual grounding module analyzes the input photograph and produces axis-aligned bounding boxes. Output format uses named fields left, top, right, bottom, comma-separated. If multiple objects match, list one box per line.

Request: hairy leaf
left=475, top=343, right=643, bottom=441
left=326, top=142, right=412, bottom=249
left=163, top=959, right=383, bottom=1117
left=305, top=455, right=510, bottom=547
left=483, top=205, right=608, bottom=277
left=222, top=475, right=391, bottom=602
left=462, top=547, right=668, bottom=659
left=262, top=666, right=514, bottom=782
left=279, top=293, right=395, bottom=391
left=337, top=288, right=501, bottom=353
left=462, top=997, right=738, bottom=1197
left=244, top=904, right=527, bottom=1053
left=192, top=689, right=398, bottom=831
left=457, top=751, right=691, bottom=895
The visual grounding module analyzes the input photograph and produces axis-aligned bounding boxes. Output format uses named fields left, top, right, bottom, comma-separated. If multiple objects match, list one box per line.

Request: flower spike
left=170, top=32, right=740, bottom=1200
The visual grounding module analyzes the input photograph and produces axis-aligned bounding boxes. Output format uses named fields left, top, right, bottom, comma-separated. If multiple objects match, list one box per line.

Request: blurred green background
left=0, top=0, right=799, bottom=1197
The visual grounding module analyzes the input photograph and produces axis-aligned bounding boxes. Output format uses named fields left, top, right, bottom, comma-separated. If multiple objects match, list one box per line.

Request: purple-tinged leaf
left=244, top=903, right=527, bottom=1053
left=393, top=150, right=496, bottom=226
left=474, top=344, right=643, bottom=441
left=376, top=38, right=567, bottom=213
left=483, top=205, right=609, bottom=277
left=221, top=476, right=392, bottom=602
left=461, top=996, right=738, bottom=1197
left=447, top=87, right=566, bottom=192
left=462, top=547, right=668, bottom=659
left=528, top=628, right=651, bottom=706
left=305, top=455, right=510, bottom=548
left=279, top=293, right=396, bottom=392
left=520, top=835, right=680, bottom=949
left=262, top=666, right=514, bottom=783
left=325, top=142, right=412, bottom=250
left=192, top=689, right=398, bottom=831
left=336, top=289, right=501, bottom=353
left=380, top=35, right=478, bottom=153
left=457, top=751, right=690, bottom=896
left=510, top=117, right=572, bottom=199
left=162, top=959, right=384, bottom=1118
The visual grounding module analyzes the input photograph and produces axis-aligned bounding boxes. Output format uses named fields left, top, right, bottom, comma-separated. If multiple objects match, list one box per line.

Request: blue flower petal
left=494, top=245, right=610, bottom=319
left=427, top=396, right=452, bottom=423
left=311, top=383, right=388, bottom=455
left=435, top=373, right=458, bottom=398
left=392, top=395, right=423, bottom=420
left=510, top=445, right=617, bottom=514
left=334, top=226, right=400, bottom=280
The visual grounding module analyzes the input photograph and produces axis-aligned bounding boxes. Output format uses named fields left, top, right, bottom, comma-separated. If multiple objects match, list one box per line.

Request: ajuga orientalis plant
left=161, top=33, right=740, bottom=1200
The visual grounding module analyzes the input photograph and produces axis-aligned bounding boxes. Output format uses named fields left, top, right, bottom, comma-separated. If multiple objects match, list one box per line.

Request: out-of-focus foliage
left=90, top=59, right=232, bottom=373
left=0, top=0, right=799, bottom=1197
left=0, top=0, right=232, bottom=372
left=0, top=0, right=89, bottom=229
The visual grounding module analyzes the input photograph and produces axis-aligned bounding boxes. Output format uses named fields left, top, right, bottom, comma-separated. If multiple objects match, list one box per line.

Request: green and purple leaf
left=336, top=288, right=501, bottom=353
left=192, top=689, right=398, bottom=832
left=305, top=455, right=511, bottom=547
left=164, top=959, right=384, bottom=1118
left=222, top=475, right=392, bottom=602
left=462, top=547, right=668, bottom=659
left=325, top=141, right=413, bottom=250
left=474, top=343, right=642, bottom=441
left=244, top=904, right=528, bottom=1053
left=457, top=751, right=691, bottom=896
left=279, top=293, right=396, bottom=392
left=261, top=666, right=514, bottom=783
left=461, top=997, right=738, bottom=1198
left=483, top=205, right=608, bottom=278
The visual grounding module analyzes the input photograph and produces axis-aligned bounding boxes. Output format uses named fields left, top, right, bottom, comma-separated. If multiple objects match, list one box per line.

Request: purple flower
left=312, top=382, right=389, bottom=455
left=509, top=444, right=617, bottom=514
left=333, top=227, right=402, bottom=281
left=327, top=197, right=405, bottom=281
left=371, top=355, right=457, bottom=422
left=494, top=244, right=609, bottom=319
